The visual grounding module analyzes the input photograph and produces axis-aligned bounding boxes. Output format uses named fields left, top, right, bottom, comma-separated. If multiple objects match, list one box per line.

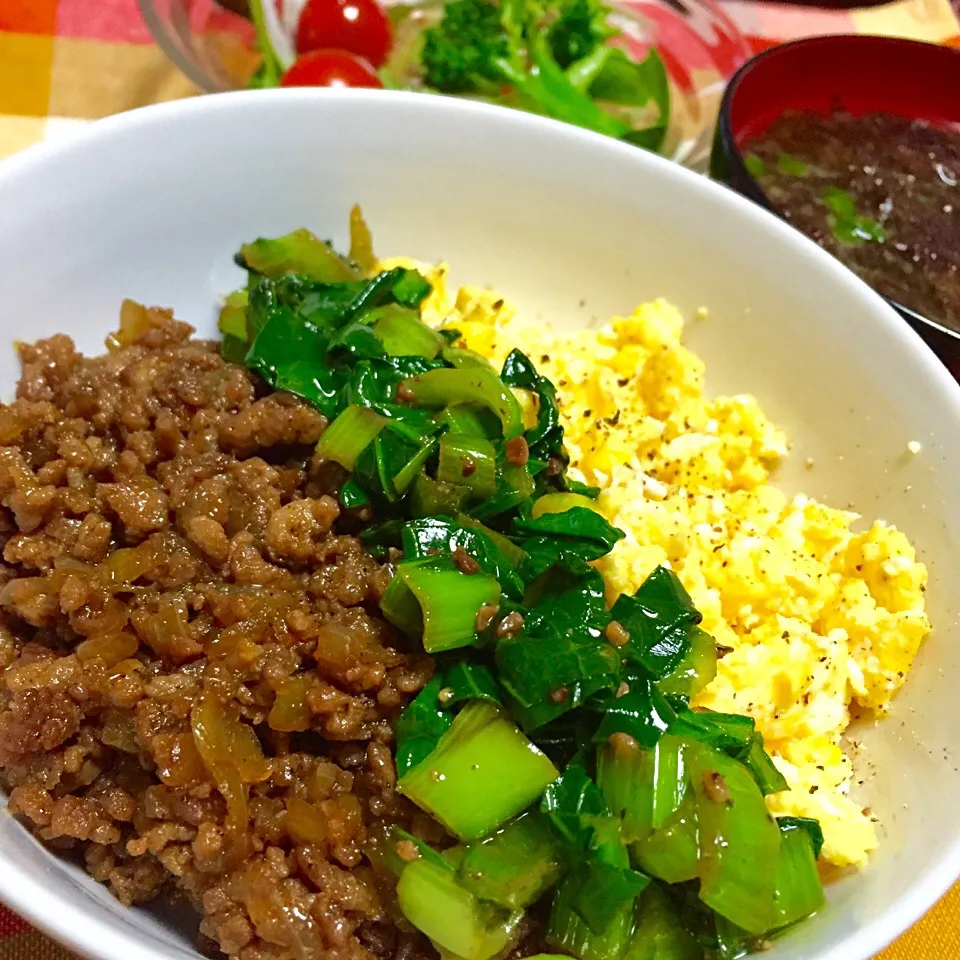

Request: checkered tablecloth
left=1, top=0, right=960, bottom=957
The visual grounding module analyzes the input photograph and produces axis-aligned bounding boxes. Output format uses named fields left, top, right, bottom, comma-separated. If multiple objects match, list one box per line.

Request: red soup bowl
left=710, top=34, right=960, bottom=378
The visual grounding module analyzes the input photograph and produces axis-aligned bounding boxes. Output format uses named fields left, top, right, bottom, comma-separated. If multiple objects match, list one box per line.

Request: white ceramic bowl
left=0, top=89, right=959, bottom=960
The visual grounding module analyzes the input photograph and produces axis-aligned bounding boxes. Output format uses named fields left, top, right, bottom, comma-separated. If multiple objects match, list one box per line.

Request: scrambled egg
left=382, top=258, right=931, bottom=869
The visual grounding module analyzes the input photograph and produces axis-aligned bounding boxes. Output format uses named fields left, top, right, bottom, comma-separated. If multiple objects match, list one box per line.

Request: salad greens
left=417, top=0, right=670, bottom=147
left=220, top=210, right=826, bottom=960
left=379, top=0, right=670, bottom=149
left=246, top=0, right=671, bottom=150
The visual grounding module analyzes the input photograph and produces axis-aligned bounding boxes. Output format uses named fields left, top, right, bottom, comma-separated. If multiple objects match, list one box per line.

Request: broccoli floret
left=421, top=0, right=512, bottom=93
left=546, top=0, right=615, bottom=69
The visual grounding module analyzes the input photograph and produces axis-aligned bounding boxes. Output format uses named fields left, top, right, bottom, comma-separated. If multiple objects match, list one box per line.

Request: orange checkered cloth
left=0, top=0, right=959, bottom=957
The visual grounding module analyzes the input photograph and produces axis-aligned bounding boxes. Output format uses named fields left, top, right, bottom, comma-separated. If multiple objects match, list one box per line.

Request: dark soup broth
left=745, top=110, right=960, bottom=331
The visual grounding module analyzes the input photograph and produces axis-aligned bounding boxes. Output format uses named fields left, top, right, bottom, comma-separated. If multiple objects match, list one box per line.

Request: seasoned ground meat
left=0, top=304, right=437, bottom=960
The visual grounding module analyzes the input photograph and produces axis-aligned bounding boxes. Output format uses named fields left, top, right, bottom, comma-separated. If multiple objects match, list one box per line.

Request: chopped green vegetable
left=822, top=186, right=886, bottom=246
left=457, top=512, right=527, bottom=567
left=563, top=478, right=601, bottom=498
left=457, top=810, right=565, bottom=908
left=714, top=915, right=753, bottom=960
left=383, top=556, right=501, bottom=653
left=541, top=761, right=608, bottom=848
left=401, top=516, right=525, bottom=600
left=353, top=424, right=434, bottom=503
left=612, top=566, right=702, bottom=680
left=436, top=403, right=498, bottom=438
left=771, top=819, right=825, bottom=929
left=399, top=700, right=559, bottom=840
left=401, top=366, right=524, bottom=438
left=339, top=480, right=371, bottom=509
left=569, top=817, right=650, bottom=932
left=238, top=228, right=359, bottom=282
left=547, top=873, right=636, bottom=960
left=245, top=307, right=340, bottom=416
left=397, top=857, right=522, bottom=960
left=656, top=626, right=718, bottom=700
left=686, top=742, right=781, bottom=934
left=445, top=345, right=500, bottom=369
left=597, top=735, right=654, bottom=844
left=316, top=404, right=387, bottom=470
left=473, top=460, right=537, bottom=520
left=438, top=660, right=504, bottom=706
left=539, top=757, right=649, bottom=933
left=743, top=154, right=765, bottom=178
left=776, top=816, right=825, bottom=861
left=618, top=738, right=699, bottom=882
left=220, top=333, right=248, bottom=364
left=410, top=472, right=471, bottom=518
left=741, top=734, right=789, bottom=796
left=497, top=633, right=620, bottom=719
left=379, top=824, right=456, bottom=876
left=501, top=349, right=566, bottom=462
left=221, top=216, right=829, bottom=957
left=524, top=557, right=609, bottom=640
left=631, top=791, right=700, bottom=884
left=218, top=290, right=248, bottom=340
left=648, top=735, right=688, bottom=830
left=776, top=153, right=809, bottom=177
left=593, top=675, right=675, bottom=747
left=393, top=674, right=455, bottom=777
left=515, top=507, right=624, bottom=563
left=392, top=269, right=434, bottom=307
left=624, top=884, right=702, bottom=960
left=668, top=708, right=787, bottom=797
left=532, top=492, right=603, bottom=518
left=374, top=304, right=443, bottom=358
left=668, top=707, right=754, bottom=756
left=438, top=433, right=498, bottom=497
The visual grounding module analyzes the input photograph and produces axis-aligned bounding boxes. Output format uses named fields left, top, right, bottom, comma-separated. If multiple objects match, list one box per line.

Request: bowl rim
left=711, top=32, right=960, bottom=346
left=1, top=86, right=960, bottom=960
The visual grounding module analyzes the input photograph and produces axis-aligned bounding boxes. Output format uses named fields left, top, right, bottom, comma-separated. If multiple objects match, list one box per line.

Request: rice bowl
left=0, top=89, right=955, bottom=960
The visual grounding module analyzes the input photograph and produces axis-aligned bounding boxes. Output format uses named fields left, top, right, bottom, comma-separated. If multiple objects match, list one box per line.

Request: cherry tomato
left=281, top=49, right=384, bottom=88
left=296, top=0, right=392, bottom=68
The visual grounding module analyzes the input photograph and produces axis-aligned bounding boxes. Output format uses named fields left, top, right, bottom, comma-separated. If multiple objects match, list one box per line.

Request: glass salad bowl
left=139, top=0, right=751, bottom=169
